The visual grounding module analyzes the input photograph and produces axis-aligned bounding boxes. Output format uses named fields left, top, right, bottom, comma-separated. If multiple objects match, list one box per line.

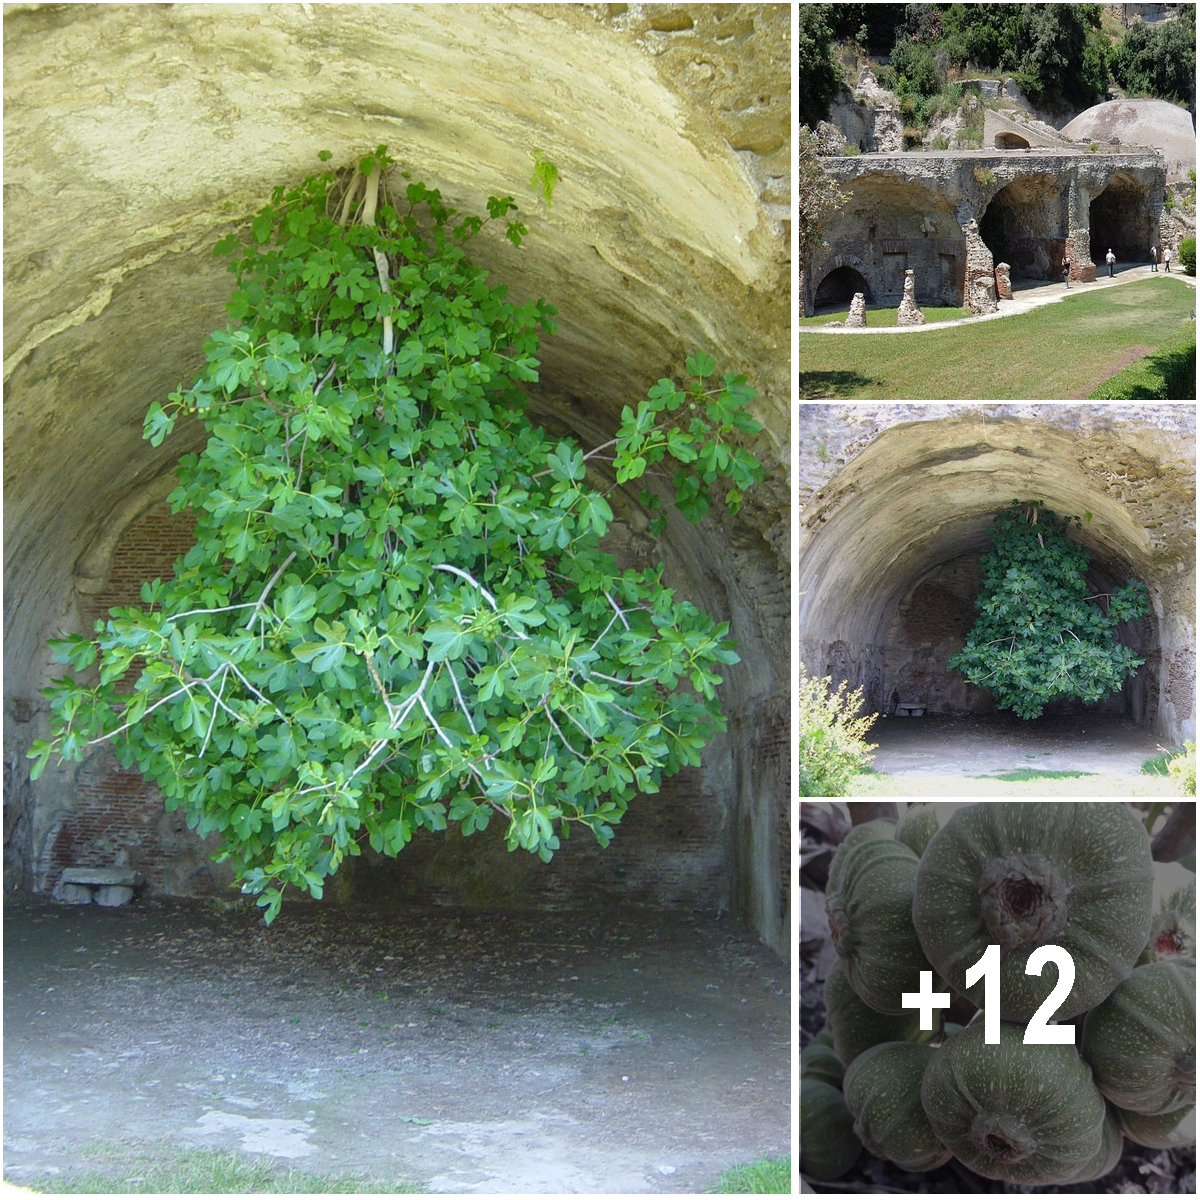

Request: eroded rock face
left=3, top=4, right=790, bottom=953
left=798, top=405, right=1196, bottom=743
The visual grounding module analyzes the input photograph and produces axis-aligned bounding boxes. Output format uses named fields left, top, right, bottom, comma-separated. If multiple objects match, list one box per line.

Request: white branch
left=446, top=664, right=478, bottom=736
left=605, top=592, right=631, bottom=631
left=591, top=671, right=654, bottom=688
left=432, top=563, right=530, bottom=641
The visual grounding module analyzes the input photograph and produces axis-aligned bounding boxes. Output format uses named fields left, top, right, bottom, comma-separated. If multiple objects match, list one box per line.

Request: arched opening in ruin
left=816, top=173, right=967, bottom=308
left=980, top=175, right=1066, bottom=280
left=799, top=410, right=1196, bottom=785
left=3, top=8, right=790, bottom=1184
left=1090, top=172, right=1156, bottom=263
left=994, top=132, right=1031, bottom=150
left=814, top=264, right=872, bottom=309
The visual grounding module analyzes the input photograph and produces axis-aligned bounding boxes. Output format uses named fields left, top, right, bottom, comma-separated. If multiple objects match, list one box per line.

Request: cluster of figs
left=800, top=802, right=1196, bottom=1186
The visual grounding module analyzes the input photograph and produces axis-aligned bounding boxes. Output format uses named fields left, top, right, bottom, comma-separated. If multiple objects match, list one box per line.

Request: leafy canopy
left=31, top=146, right=764, bottom=922
left=948, top=501, right=1148, bottom=720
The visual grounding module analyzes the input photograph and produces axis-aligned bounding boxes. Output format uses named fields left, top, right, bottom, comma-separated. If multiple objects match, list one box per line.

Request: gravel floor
left=4, top=894, right=788, bottom=1193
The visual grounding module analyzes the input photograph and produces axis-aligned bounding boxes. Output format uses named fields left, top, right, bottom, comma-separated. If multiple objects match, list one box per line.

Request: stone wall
left=807, top=151, right=1165, bottom=313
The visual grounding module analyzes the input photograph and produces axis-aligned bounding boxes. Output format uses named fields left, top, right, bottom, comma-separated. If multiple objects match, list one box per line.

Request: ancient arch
left=1090, top=171, right=1157, bottom=261
left=3, top=5, right=790, bottom=952
left=798, top=406, right=1196, bottom=745
left=814, top=263, right=872, bottom=308
left=994, top=132, right=1031, bottom=150
left=980, top=175, right=1066, bottom=279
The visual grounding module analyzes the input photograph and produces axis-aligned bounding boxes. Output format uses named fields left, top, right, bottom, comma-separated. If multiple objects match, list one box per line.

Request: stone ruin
left=895, top=269, right=925, bottom=325
left=804, top=151, right=1166, bottom=317
left=994, top=261, right=1013, bottom=301
left=845, top=292, right=866, bottom=327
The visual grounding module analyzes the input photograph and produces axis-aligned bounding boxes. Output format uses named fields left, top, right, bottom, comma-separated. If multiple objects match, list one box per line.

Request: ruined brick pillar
left=846, top=292, right=866, bottom=327
left=995, top=261, right=1012, bottom=300
left=962, top=219, right=998, bottom=314
left=1066, top=174, right=1096, bottom=282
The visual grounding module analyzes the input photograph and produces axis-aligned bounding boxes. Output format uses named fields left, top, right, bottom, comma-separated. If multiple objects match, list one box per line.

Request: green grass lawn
left=798, top=278, right=1195, bottom=400
left=799, top=306, right=972, bottom=328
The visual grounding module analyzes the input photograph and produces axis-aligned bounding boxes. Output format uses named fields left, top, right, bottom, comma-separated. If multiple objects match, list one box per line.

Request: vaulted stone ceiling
left=3, top=4, right=791, bottom=949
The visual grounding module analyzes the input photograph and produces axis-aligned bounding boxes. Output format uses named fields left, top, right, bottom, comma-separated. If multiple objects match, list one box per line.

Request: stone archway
left=814, top=264, right=872, bottom=308
left=1090, top=172, right=1156, bottom=262
left=798, top=405, right=1196, bottom=746
left=980, top=175, right=1066, bottom=279
left=994, top=132, right=1031, bottom=150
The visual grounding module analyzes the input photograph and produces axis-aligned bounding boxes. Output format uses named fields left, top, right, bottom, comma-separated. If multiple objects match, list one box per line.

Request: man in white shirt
left=1150, top=244, right=1159, bottom=272
left=1105, top=248, right=1116, bottom=277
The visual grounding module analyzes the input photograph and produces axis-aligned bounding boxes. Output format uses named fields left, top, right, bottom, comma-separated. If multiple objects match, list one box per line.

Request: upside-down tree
left=31, top=147, right=765, bottom=921
left=948, top=500, right=1149, bottom=719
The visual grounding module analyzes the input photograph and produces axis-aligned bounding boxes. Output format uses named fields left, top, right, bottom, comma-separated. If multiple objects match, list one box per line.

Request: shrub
left=972, top=166, right=996, bottom=186
left=1169, top=741, right=1196, bottom=797
left=798, top=667, right=878, bottom=797
left=842, top=142, right=862, bottom=157
left=1179, top=237, right=1195, bottom=276
left=1088, top=323, right=1196, bottom=401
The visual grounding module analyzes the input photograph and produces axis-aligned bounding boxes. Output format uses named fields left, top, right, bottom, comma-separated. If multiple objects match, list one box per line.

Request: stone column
left=896, top=270, right=925, bottom=325
left=1065, top=174, right=1095, bottom=282
left=962, top=219, right=998, bottom=315
left=845, top=292, right=866, bottom=327
left=995, top=261, right=1012, bottom=300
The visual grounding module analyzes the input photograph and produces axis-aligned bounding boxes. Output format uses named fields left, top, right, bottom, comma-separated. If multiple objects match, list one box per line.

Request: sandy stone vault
left=3, top=4, right=790, bottom=954
left=798, top=405, right=1197, bottom=746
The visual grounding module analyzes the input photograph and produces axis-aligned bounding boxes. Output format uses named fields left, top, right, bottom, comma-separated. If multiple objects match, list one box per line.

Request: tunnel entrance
left=814, top=265, right=872, bottom=308
left=994, top=132, right=1031, bottom=150
left=798, top=408, right=1196, bottom=778
left=1090, top=173, right=1155, bottom=263
left=980, top=176, right=1066, bottom=280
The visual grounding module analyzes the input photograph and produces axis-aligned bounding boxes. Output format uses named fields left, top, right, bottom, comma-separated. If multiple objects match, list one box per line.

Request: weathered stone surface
left=807, top=151, right=1165, bottom=315
left=53, top=882, right=93, bottom=905
left=895, top=270, right=925, bottom=325
left=845, top=292, right=867, bottom=327
left=995, top=261, right=1013, bottom=300
left=94, top=885, right=135, bottom=907
left=2, top=4, right=790, bottom=955
left=60, top=867, right=143, bottom=887
left=798, top=405, right=1196, bottom=743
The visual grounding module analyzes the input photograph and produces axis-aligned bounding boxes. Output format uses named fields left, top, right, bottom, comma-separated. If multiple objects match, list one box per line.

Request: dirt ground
left=869, top=712, right=1170, bottom=777
left=3, top=895, right=788, bottom=1194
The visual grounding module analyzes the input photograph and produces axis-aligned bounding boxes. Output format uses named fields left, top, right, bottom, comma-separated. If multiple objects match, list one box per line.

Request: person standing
left=1062, top=255, right=1071, bottom=287
left=1164, top=245, right=1172, bottom=273
left=1105, top=248, right=1116, bottom=277
left=1151, top=244, right=1159, bottom=271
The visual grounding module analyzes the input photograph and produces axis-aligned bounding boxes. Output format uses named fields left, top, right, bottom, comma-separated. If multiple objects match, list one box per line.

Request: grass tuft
left=712, top=1156, right=790, bottom=1194
left=972, top=769, right=1096, bottom=782
left=12, top=1145, right=419, bottom=1194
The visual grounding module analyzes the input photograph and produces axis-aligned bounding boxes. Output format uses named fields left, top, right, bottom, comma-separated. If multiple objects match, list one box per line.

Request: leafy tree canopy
left=1111, top=16, right=1197, bottom=106
left=31, top=147, right=764, bottom=922
left=799, top=3, right=845, bottom=130
left=948, top=501, right=1149, bottom=720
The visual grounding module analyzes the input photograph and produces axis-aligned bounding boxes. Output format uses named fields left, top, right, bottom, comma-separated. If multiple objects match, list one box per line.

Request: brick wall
left=53, top=504, right=741, bottom=913
left=49, top=504, right=203, bottom=895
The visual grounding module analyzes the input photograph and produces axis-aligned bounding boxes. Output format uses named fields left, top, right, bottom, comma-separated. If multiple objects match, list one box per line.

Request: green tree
left=1112, top=17, right=1196, bottom=104
left=798, top=127, right=849, bottom=272
left=30, top=149, right=764, bottom=921
left=1017, top=4, right=1108, bottom=102
left=948, top=501, right=1149, bottom=720
left=799, top=4, right=843, bottom=130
